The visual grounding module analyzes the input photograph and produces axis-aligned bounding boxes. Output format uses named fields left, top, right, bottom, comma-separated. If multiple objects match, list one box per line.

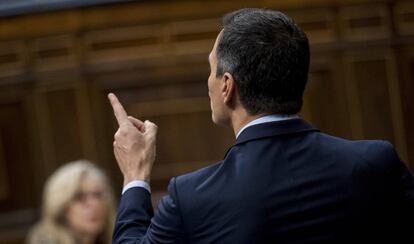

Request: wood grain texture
left=0, top=0, right=413, bottom=243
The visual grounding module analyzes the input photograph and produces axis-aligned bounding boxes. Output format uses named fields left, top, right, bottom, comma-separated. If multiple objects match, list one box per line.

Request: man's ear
left=221, top=72, right=236, bottom=105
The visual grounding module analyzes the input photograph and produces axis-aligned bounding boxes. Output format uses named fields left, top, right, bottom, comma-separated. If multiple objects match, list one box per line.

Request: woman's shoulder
left=27, top=221, right=73, bottom=244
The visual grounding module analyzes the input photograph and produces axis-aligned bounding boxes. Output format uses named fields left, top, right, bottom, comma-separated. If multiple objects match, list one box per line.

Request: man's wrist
left=123, top=176, right=150, bottom=187
left=122, top=180, right=151, bottom=194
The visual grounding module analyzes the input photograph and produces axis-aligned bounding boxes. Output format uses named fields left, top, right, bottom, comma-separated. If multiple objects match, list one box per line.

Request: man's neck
left=231, top=110, right=267, bottom=137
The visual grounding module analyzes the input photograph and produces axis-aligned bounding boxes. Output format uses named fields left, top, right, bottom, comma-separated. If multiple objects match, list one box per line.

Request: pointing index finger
left=108, top=93, right=129, bottom=126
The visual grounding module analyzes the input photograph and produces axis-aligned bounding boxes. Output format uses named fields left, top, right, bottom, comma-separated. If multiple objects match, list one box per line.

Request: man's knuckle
left=119, top=127, right=129, bottom=136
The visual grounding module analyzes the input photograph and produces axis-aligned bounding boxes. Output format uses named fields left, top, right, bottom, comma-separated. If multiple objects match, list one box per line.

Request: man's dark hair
left=216, top=8, right=310, bottom=115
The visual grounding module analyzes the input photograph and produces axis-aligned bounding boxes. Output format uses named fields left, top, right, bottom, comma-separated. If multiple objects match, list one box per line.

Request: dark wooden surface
left=0, top=0, right=414, bottom=243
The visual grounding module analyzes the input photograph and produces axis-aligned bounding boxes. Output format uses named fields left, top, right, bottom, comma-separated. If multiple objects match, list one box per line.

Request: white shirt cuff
left=122, top=180, right=151, bottom=194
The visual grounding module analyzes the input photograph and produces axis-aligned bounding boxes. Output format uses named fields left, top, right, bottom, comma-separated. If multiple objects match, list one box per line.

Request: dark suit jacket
left=113, top=119, right=414, bottom=243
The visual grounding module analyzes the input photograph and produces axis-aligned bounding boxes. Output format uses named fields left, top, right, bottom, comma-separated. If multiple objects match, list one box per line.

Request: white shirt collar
left=236, top=114, right=299, bottom=138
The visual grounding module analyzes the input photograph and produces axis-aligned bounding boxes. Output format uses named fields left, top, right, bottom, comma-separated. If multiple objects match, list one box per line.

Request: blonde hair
left=28, top=160, right=116, bottom=244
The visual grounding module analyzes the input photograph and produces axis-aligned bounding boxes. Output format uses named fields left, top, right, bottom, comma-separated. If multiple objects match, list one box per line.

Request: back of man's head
left=216, top=8, right=310, bottom=115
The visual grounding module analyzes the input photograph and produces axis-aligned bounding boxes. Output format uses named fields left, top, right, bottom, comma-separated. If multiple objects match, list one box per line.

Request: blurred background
left=0, top=0, right=414, bottom=243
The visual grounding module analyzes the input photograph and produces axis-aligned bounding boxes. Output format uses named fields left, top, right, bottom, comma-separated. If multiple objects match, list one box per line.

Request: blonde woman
left=28, top=160, right=116, bottom=244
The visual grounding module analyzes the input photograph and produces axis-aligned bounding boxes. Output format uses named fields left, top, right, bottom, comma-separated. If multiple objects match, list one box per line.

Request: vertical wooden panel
left=339, top=4, right=391, bottom=41
left=86, top=82, right=117, bottom=177
left=75, top=81, right=99, bottom=163
left=396, top=45, right=414, bottom=170
left=31, top=90, right=56, bottom=176
left=288, top=8, right=338, bottom=44
left=0, top=133, right=9, bottom=200
left=30, top=35, right=77, bottom=72
left=344, top=49, right=408, bottom=163
left=0, top=1, right=414, bottom=243
left=46, top=88, right=83, bottom=165
left=0, top=41, right=26, bottom=80
left=0, top=101, right=34, bottom=210
left=127, top=98, right=233, bottom=190
left=394, top=1, right=414, bottom=36
left=31, top=83, right=93, bottom=175
left=356, top=59, right=394, bottom=140
left=304, top=55, right=351, bottom=138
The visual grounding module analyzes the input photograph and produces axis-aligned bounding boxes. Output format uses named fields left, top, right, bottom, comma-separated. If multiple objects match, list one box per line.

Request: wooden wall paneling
left=96, top=57, right=234, bottom=192
left=82, top=24, right=164, bottom=72
left=288, top=8, right=338, bottom=45
left=1, top=1, right=414, bottom=243
left=300, top=93, right=312, bottom=122
left=343, top=49, right=408, bottom=163
left=81, top=18, right=219, bottom=77
left=167, top=18, right=220, bottom=57
left=150, top=112, right=233, bottom=191
left=27, top=77, right=102, bottom=210
left=0, top=87, right=55, bottom=213
left=83, top=0, right=239, bottom=27
left=85, top=75, right=210, bottom=192
left=383, top=48, right=408, bottom=164
left=0, top=40, right=26, bottom=82
left=86, top=80, right=125, bottom=192
left=304, top=54, right=351, bottom=138
left=84, top=28, right=215, bottom=189
left=394, top=1, right=414, bottom=36
left=343, top=50, right=374, bottom=139
left=30, top=34, right=102, bottom=163
left=0, top=132, right=9, bottom=201
left=339, top=3, right=392, bottom=41
left=0, top=209, right=36, bottom=244
left=0, top=0, right=399, bottom=41
left=32, top=89, right=59, bottom=175
left=0, top=100, right=35, bottom=210
left=395, top=45, right=414, bottom=170
left=23, top=92, right=48, bottom=207
left=122, top=79, right=208, bottom=104
left=74, top=80, right=99, bottom=163
left=128, top=96, right=209, bottom=118
left=46, top=88, right=83, bottom=165
left=30, top=34, right=77, bottom=72
left=21, top=11, right=80, bottom=38
left=31, top=79, right=92, bottom=174
left=0, top=95, right=37, bottom=244
left=85, top=52, right=209, bottom=94
left=128, top=97, right=233, bottom=192
left=29, top=33, right=84, bottom=180
left=0, top=0, right=227, bottom=41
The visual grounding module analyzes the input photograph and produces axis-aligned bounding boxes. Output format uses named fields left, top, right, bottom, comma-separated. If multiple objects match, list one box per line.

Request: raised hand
left=108, top=93, right=157, bottom=186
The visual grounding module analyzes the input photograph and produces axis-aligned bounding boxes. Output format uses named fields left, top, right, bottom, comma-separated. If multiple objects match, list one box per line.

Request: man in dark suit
left=108, top=8, right=414, bottom=243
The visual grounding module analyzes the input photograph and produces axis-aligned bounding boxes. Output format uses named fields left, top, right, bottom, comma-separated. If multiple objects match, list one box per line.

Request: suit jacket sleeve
left=113, top=177, right=184, bottom=244
left=383, top=142, right=414, bottom=237
left=380, top=142, right=414, bottom=204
